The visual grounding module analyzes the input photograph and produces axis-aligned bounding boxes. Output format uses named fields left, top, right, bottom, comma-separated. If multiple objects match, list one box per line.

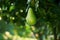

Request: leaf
left=9, top=5, right=15, bottom=12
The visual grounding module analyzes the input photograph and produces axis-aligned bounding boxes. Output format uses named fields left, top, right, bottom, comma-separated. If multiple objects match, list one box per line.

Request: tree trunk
left=38, top=33, right=46, bottom=40
left=53, top=26, right=57, bottom=40
left=38, top=33, right=43, bottom=40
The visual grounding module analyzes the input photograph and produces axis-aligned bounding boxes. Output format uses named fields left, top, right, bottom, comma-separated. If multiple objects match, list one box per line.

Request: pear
left=26, top=8, right=36, bottom=25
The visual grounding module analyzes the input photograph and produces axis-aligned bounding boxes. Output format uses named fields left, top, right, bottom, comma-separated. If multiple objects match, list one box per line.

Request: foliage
left=0, top=0, right=60, bottom=40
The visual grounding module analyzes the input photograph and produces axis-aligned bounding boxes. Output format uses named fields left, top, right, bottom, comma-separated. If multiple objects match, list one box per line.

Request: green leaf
left=9, top=5, right=15, bottom=12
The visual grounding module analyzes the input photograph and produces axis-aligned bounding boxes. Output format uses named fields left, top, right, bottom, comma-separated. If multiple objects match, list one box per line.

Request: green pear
left=26, top=8, right=36, bottom=25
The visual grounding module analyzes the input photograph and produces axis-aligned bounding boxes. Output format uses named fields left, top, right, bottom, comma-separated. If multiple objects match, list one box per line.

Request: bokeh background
left=0, top=0, right=60, bottom=40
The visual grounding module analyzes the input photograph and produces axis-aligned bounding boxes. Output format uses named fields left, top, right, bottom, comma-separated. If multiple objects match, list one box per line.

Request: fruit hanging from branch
left=26, top=8, right=36, bottom=25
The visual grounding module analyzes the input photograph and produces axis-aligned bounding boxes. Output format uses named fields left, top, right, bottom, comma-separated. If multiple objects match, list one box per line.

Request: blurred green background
left=0, top=0, right=60, bottom=40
